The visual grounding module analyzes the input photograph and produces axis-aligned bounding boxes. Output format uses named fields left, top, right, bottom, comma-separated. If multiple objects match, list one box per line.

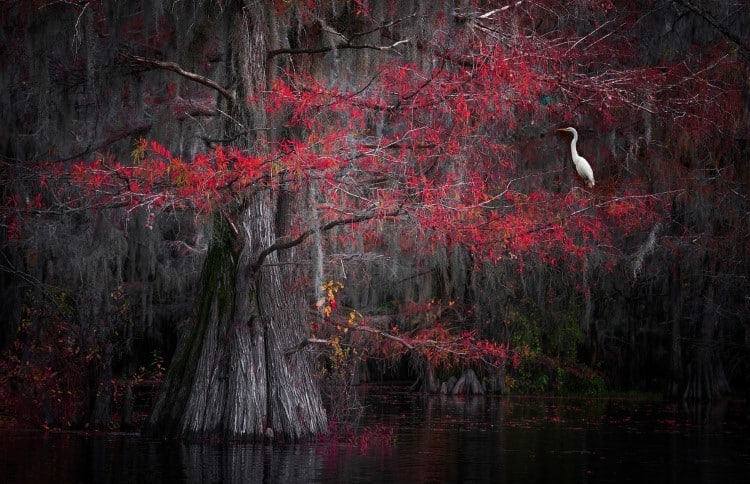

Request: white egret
left=558, top=127, right=595, bottom=188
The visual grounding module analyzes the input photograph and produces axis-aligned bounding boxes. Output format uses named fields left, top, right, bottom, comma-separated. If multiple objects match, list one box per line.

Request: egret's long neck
left=569, top=131, right=580, bottom=160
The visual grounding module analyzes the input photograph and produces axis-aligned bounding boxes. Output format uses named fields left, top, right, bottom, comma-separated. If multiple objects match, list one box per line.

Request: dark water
left=1, top=388, right=748, bottom=483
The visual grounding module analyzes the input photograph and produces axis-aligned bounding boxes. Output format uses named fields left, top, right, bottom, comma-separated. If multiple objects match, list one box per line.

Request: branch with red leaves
left=287, top=322, right=509, bottom=369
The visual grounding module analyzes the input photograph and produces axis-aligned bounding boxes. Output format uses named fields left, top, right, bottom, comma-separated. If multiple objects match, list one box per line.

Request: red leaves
left=21, top=0, right=671, bottom=284
left=22, top=34, right=661, bottom=280
left=387, top=320, right=510, bottom=371
left=149, top=140, right=171, bottom=160
left=39, top=140, right=276, bottom=215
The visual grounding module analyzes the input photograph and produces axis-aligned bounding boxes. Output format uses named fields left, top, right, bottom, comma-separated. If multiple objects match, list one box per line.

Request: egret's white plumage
left=558, top=127, right=595, bottom=188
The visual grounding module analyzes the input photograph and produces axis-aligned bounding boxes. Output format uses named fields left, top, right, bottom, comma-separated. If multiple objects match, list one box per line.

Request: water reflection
left=1, top=390, right=748, bottom=483
left=178, top=443, right=326, bottom=483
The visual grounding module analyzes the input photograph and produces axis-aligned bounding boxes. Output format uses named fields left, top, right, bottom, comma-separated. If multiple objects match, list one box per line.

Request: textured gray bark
left=147, top=0, right=326, bottom=440
left=147, top=195, right=327, bottom=440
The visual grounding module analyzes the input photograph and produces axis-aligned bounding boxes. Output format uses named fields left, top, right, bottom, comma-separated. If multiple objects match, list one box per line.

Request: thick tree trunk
left=146, top=196, right=327, bottom=441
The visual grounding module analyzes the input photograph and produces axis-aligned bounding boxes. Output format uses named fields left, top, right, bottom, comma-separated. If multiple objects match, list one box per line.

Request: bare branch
left=253, top=208, right=404, bottom=271
left=351, top=325, right=415, bottom=350
left=121, top=53, right=235, bottom=103
left=268, top=40, right=410, bottom=59
left=672, top=0, right=750, bottom=55
left=453, top=1, right=525, bottom=22
left=284, top=338, right=332, bottom=356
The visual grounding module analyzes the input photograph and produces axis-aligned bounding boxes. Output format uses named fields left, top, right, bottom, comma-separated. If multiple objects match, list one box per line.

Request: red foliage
left=6, top=7, right=711, bottom=267
left=0, top=302, right=88, bottom=429
left=4, top=0, right=745, bottom=384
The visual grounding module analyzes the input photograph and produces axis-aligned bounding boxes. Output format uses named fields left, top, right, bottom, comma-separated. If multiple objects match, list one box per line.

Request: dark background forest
left=1, top=0, right=748, bottom=435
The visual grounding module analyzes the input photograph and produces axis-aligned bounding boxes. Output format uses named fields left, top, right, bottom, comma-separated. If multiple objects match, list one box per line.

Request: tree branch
left=253, top=208, right=403, bottom=271
left=121, top=53, right=235, bottom=103
left=268, top=40, right=409, bottom=59
left=453, top=1, right=525, bottom=22
left=284, top=338, right=332, bottom=356
left=672, top=0, right=750, bottom=55
left=350, top=325, right=414, bottom=350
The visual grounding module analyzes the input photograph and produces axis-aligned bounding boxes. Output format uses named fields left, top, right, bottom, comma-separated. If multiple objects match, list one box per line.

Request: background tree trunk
left=668, top=264, right=684, bottom=399
left=682, top=256, right=730, bottom=400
